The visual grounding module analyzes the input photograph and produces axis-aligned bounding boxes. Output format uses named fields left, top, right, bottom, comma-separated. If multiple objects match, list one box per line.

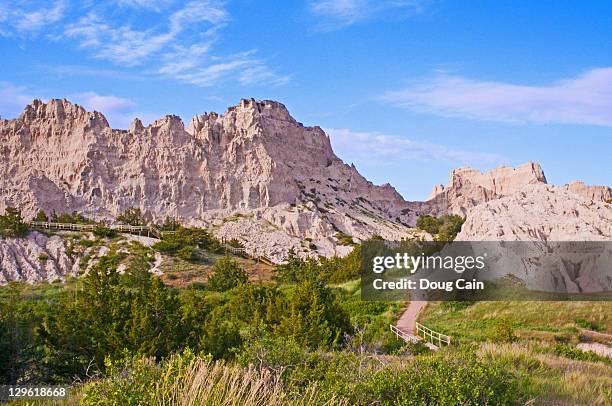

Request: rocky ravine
left=1, top=98, right=611, bottom=284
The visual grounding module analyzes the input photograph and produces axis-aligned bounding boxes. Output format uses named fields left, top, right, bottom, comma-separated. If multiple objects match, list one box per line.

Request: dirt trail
left=396, top=300, right=427, bottom=335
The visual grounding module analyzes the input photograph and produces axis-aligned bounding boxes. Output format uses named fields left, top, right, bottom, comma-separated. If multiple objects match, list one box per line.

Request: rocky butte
left=1, top=98, right=611, bottom=284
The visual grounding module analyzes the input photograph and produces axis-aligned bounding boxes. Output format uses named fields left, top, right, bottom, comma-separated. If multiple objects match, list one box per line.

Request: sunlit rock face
left=0, top=98, right=425, bottom=264
left=424, top=162, right=548, bottom=216
left=1, top=98, right=610, bottom=283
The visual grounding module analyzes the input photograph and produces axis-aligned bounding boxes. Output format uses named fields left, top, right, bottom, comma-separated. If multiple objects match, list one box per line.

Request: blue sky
left=1, top=0, right=610, bottom=200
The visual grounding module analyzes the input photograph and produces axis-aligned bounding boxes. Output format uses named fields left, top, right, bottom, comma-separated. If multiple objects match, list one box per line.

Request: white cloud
left=309, top=0, right=426, bottom=29
left=114, top=0, right=175, bottom=11
left=163, top=50, right=290, bottom=87
left=70, top=92, right=157, bottom=128
left=0, top=83, right=35, bottom=119
left=0, top=84, right=157, bottom=129
left=2, top=1, right=287, bottom=88
left=382, top=68, right=612, bottom=127
left=57, top=1, right=286, bottom=87
left=327, top=127, right=504, bottom=166
left=0, top=0, right=66, bottom=36
left=65, top=12, right=178, bottom=65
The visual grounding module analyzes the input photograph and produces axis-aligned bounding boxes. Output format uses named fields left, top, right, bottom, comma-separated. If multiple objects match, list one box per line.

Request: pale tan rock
left=454, top=184, right=612, bottom=293
left=563, top=181, right=612, bottom=203
left=0, top=98, right=419, bottom=268
left=0, top=231, right=79, bottom=284
left=424, top=162, right=547, bottom=216
left=456, top=184, right=612, bottom=241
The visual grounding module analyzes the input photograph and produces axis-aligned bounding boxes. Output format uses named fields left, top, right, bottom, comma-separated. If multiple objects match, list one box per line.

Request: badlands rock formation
left=455, top=184, right=612, bottom=293
left=563, top=181, right=612, bottom=203
left=1, top=98, right=610, bottom=285
left=0, top=232, right=79, bottom=285
left=0, top=98, right=424, bottom=265
left=457, top=184, right=612, bottom=241
left=425, top=163, right=547, bottom=216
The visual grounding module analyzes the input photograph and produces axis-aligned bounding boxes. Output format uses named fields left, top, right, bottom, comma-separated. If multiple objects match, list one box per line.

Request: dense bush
left=275, top=246, right=361, bottom=285
left=92, top=224, right=117, bottom=238
left=50, top=210, right=93, bottom=224
left=34, top=210, right=48, bottom=222
left=117, top=207, right=145, bottom=226
left=416, top=214, right=465, bottom=241
left=207, top=256, right=248, bottom=292
left=152, top=226, right=220, bottom=258
left=487, top=318, right=517, bottom=343
left=416, top=214, right=440, bottom=234
left=0, top=207, right=29, bottom=238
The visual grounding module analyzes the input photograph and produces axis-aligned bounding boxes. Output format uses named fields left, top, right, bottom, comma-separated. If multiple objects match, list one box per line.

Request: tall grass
left=160, top=360, right=285, bottom=405
left=81, top=353, right=347, bottom=406
left=479, top=342, right=612, bottom=405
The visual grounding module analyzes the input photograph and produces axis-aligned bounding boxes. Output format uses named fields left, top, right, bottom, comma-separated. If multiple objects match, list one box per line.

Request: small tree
left=437, top=214, right=465, bottom=241
left=117, top=207, right=144, bottom=226
left=160, top=217, right=180, bottom=231
left=34, top=210, right=49, bottom=222
left=0, top=208, right=28, bottom=238
left=274, top=249, right=305, bottom=284
left=416, top=215, right=440, bottom=235
left=207, top=256, right=248, bottom=292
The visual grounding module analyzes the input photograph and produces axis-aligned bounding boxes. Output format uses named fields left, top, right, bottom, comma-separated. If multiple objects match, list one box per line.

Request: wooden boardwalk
left=220, top=239, right=275, bottom=266
left=28, top=221, right=172, bottom=239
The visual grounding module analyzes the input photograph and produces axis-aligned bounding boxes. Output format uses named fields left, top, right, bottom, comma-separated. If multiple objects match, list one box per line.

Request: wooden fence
left=415, top=322, right=451, bottom=347
left=28, top=221, right=174, bottom=239
left=390, top=325, right=420, bottom=344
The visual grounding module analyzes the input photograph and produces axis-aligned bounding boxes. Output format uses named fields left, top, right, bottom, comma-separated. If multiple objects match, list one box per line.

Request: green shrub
left=117, top=207, right=145, bottom=226
left=153, top=227, right=219, bottom=256
left=417, top=214, right=465, bottom=241
left=177, top=245, right=199, bottom=262
left=0, top=207, right=29, bottom=238
left=92, top=224, right=117, bottom=238
left=574, top=317, right=602, bottom=332
left=81, top=351, right=311, bottom=406
left=335, top=232, right=355, bottom=246
left=37, top=253, right=49, bottom=262
left=159, top=216, right=180, bottom=231
left=416, top=215, right=440, bottom=234
left=50, top=210, right=93, bottom=224
left=488, top=318, right=517, bottom=343
left=554, top=344, right=612, bottom=364
left=207, top=256, right=248, bottom=292
left=34, top=210, right=48, bottom=222
left=353, top=352, right=520, bottom=405
left=78, top=239, right=95, bottom=247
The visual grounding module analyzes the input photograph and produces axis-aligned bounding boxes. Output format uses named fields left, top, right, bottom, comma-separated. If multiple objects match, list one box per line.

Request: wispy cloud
left=114, top=0, right=175, bottom=12
left=0, top=0, right=66, bottom=36
left=309, top=0, right=426, bottom=29
left=163, top=49, right=289, bottom=87
left=327, top=128, right=504, bottom=166
left=2, top=1, right=287, bottom=88
left=382, top=68, right=612, bottom=127
left=64, top=1, right=227, bottom=66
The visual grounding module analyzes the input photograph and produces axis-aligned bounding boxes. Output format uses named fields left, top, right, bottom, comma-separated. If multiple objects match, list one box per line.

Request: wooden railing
left=28, top=221, right=175, bottom=239
left=415, top=322, right=451, bottom=347
left=390, top=325, right=420, bottom=343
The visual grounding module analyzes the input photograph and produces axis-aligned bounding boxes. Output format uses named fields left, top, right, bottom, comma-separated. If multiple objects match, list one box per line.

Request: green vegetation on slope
left=0, top=209, right=610, bottom=404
